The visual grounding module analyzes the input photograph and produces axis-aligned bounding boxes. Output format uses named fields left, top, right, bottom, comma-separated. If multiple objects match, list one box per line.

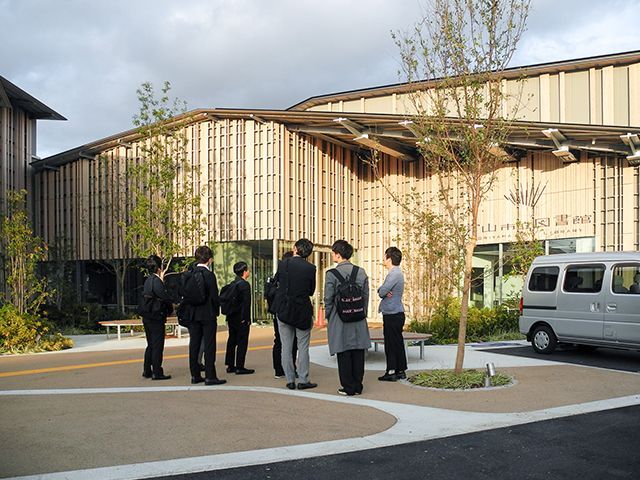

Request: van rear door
left=604, top=263, right=640, bottom=345
left=555, top=263, right=605, bottom=341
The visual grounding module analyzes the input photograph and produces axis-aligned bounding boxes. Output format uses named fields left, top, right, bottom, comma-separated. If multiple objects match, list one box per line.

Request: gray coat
left=324, top=261, right=371, bottom=355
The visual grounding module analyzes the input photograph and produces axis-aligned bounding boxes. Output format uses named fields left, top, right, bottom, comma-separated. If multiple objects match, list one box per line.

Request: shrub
left=42, top=302, right=133, bottom=334
left=0, top=304, right=73, bottom=354
left=409, top=369, right=513, bottom=389
left=407, top=298, right=520, bottom=344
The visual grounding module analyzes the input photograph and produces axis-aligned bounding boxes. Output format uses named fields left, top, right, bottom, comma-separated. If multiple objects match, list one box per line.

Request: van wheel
left=531, top=325, right=557, bottom=354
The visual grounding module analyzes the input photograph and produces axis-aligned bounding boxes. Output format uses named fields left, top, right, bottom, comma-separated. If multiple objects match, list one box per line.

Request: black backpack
left=179, top=268, right=207, bottom=306
left=136, top=294, right=164, bottom=318
left=219, top=280, right=242, bottom=315
left=328, top=265, right=367, bottom=323
left=264, top=274, right=279, bottom=314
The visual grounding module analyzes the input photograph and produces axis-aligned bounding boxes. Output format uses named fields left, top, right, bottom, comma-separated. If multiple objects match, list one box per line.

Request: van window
left=563, top=264, right=605, bottom=293
left=529, top=266, right=559, bottom=292
left=612, top=265, right=640, bottom=294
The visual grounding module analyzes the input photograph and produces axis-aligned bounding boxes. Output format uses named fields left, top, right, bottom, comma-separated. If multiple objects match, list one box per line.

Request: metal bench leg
left=105, top=326, right=110, bottom=339
left=420, top=341, right=424, bottom=360
left=404, top=340, right=409, bottom=360
left=117, top=325, right=122, bottom=341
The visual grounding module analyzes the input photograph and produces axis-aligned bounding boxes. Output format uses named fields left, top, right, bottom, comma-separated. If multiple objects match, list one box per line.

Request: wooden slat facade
left=27, top=51, right=640, bottom=314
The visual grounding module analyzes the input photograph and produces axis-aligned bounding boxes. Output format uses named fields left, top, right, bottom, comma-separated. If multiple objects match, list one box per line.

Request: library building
left=2, top=51, right=640, bottom=321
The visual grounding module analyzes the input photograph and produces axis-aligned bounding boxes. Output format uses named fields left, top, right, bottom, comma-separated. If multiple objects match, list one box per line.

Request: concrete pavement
left=1, top=325, right=640, bottom=479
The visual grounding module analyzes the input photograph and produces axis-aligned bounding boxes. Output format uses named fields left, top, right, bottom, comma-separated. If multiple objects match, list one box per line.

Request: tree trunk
left=454, top=238, right=477, bottom=373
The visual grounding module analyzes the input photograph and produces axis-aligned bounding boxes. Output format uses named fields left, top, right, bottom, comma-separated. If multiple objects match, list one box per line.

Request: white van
left=519, top=252, right=640, bottom=354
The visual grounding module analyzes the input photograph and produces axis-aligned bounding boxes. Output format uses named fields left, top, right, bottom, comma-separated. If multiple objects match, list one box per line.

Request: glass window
left=563, top=264, right=605, bottom=293
left=611, top=264, right=640, bottom=294
left=529, top=266, right=559, bottom=292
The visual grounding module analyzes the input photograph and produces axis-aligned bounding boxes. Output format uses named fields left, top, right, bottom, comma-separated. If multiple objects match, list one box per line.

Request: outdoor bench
left=368, top=329, right=432, bottom=360
left=99, top=317, right=182, bottom=340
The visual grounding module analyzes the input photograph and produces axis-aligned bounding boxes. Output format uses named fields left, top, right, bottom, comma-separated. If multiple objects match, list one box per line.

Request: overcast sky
left=2, top=0, right=639, bottom=158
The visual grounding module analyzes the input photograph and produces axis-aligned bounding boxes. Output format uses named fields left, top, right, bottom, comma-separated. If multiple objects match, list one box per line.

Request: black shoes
left=297, top=382, right=317, bottom=390
left=286, top=382, right=296, bottom=390
left=338, top=387, right=361, bottom=396
left=235, top=368, right=255, bottom=375
left=226, top=366, right=236, bottom=373
left=205, top=378, right=227, bottom=386
left=192, top=376, right=227, bottom=385
left=144, top=371, right=171, bottom=380
left=378, top=371, right=406, bottom=381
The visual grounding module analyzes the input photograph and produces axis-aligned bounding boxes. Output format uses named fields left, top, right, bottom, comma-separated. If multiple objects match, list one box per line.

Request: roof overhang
left=0, top=75, right=66, bottom=120
left=33, top=108, right=640, bottom=170
left=289, top=50, right=640, bottom=111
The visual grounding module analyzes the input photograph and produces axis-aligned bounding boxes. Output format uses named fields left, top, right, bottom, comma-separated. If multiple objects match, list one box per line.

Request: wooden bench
left=368, top=329, right=432, bottom=360
left=99, top=317, right=182, bottom=340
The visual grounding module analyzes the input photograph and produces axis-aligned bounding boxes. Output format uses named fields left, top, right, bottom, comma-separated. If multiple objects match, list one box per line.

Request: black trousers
left=189, top=320, right=218, bottom=379
left=143, top=320, right=166, bottom=375
left=225, top=320, right=250, bottom=369
left=383, top=312, right=407, bottom=373
left=336, top=349, right=365, bottom=395
left=272, top=315, right=297, bottom=376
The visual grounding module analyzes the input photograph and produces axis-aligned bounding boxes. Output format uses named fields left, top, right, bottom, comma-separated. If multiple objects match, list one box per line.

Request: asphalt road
left=483, top=345, right=640, bottom=373
left=165, top=405, right=640, bottom=480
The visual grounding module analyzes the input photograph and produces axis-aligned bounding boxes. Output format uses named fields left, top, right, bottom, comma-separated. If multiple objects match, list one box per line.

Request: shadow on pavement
left=481, top=345, right=640, bottom=373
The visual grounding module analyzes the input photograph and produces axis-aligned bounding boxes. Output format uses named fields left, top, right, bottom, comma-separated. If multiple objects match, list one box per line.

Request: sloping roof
left=0, top=75, right=66, bottom=120
left=288, top=50, right=640, bottom=111
left=34, top=108, right=640, bottom=170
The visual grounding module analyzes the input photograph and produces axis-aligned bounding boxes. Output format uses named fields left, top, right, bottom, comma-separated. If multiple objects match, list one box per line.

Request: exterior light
left=484, top=362, right=496, bottom=387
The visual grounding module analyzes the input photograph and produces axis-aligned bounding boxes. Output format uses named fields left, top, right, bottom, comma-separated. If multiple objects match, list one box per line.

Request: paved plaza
left=1, top=326, right=640, bottom=479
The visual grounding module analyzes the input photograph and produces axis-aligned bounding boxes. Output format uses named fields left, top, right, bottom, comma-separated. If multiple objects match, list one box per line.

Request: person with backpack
left=324, top=239, right=371, bottom=396
left=265, top=251, right=297, bottom=379
left=273, top=238, right=317, bottom=390
left=377, top=246, right=407, bottom=382
left=223, top=261, right=254, bottom=375
left=182, top=245, right=226, bottom=386
left=139, top=254, right=173, bottom=381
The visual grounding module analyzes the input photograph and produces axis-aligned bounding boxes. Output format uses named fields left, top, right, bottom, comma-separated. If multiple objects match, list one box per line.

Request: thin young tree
left=125, top=81, right=204, bottom=276
left=366, top=152, right=465, bottom=324
left=1, top=190, right=51, bottom=315
left=394, top=0, right=530, bottom=372
left=89, top=154, right=138, bottom=314
left=504, top=178, right=545, bottom=282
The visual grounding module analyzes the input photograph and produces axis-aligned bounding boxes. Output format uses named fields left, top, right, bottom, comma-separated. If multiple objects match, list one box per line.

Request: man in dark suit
left=274, top=238, right=317, bottom=390
left=268, top=251, right=297, bottom=379
left=141, top=254, right=173, bottom=380
left=225, top=261, right=254, bottom=375
left=186, top=245, right=226, bottom=386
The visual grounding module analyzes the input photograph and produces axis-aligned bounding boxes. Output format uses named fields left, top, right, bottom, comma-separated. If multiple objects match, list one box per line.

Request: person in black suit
left=274, top=238, right=317, bottom=390
left=141, top=255, right=173, bottom=380
left=185, top=245, right=226, bottom=386
left=225, top=261, right=254, bottom=375
left=268, top=251, right=297, bottom=379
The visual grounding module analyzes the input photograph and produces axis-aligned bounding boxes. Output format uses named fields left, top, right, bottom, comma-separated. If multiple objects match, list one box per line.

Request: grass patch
left=409, top=369, right=513, bottom=389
